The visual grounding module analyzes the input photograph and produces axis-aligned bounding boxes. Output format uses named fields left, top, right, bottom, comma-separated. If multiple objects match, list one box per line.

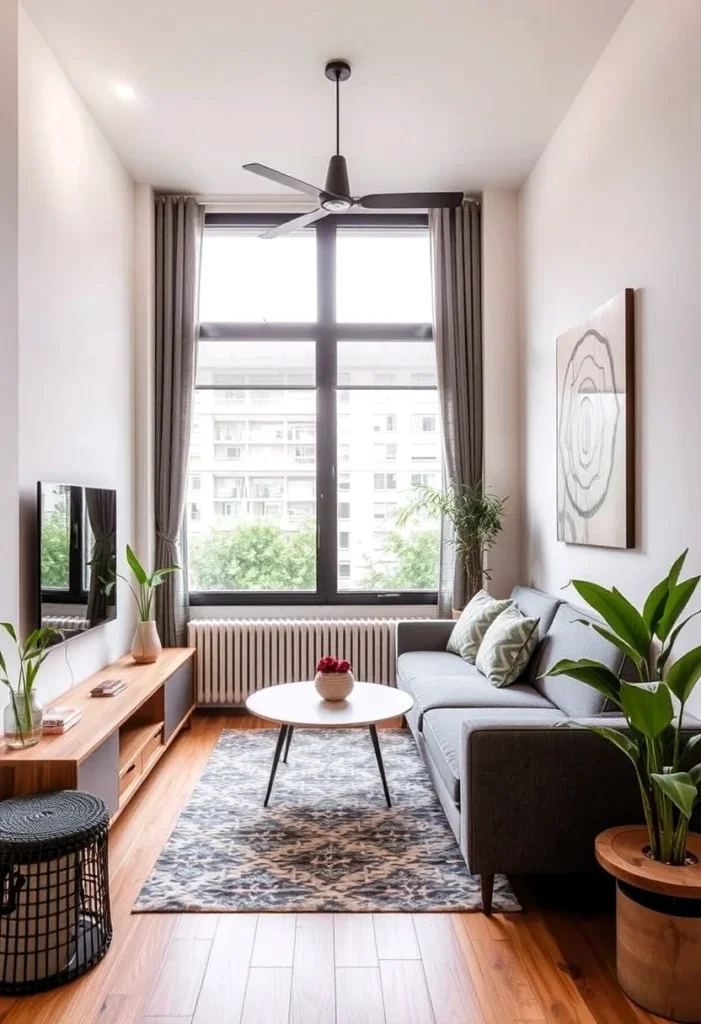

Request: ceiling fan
left=243, top=60, right=464, bottom=239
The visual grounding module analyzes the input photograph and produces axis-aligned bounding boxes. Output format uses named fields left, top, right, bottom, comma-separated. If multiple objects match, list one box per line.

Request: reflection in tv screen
left=38, top=483, right=117, bottom=641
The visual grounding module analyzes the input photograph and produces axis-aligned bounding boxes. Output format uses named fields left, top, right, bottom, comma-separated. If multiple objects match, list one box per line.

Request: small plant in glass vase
left=314, top=657, right=355, bottom=702
left=105, top=545, right=179, bottom=664
left=0, top=624, right=61, bottom=748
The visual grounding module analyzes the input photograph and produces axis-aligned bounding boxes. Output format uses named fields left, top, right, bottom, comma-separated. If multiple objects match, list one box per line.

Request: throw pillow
left=446, top=590, right=512, bottom=663
left=476, top=606, right=540, bottom=687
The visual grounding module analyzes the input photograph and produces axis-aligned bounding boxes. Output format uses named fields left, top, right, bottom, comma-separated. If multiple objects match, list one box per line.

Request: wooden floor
left=0, top=713, right=666, bottom=1024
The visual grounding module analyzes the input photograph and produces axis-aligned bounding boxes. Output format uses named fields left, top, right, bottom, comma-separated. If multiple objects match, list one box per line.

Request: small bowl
left=314, top=670, right=355, bottom=702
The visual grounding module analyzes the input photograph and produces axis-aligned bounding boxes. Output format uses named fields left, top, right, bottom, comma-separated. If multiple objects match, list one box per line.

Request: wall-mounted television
left=37, top=482, right=117, bottom=641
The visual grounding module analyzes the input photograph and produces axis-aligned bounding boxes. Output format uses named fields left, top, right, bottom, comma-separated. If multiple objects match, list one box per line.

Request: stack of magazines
left=43, top=707, right=82, bottom=735
left=91, top=678, right=127, bottom=698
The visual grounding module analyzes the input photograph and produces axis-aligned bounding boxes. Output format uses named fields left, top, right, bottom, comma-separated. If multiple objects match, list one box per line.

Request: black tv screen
left=38, top=483, right=117, bottom=640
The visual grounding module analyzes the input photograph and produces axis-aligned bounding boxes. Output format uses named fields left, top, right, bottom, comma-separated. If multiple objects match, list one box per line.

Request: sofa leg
left=480, top=874, right=494, bottom=915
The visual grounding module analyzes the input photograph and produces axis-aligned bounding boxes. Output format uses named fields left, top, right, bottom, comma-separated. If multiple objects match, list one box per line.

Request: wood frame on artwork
left=556, top=288, right=635, bottom=549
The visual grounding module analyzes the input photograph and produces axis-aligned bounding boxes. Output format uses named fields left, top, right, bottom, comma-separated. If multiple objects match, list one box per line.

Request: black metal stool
left=0, top=790, right=112, bottom=993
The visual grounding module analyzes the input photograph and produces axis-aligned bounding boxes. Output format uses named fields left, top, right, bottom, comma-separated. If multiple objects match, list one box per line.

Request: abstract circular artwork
left=556, top=291, right=634, bottom=548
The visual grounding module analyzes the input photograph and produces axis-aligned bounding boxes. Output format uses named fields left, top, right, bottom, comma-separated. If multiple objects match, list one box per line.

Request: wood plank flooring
left=0, top=713, right=666, bottom=1024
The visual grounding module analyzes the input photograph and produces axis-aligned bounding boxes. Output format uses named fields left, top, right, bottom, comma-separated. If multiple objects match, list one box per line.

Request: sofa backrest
left=532, top=603, right=625, bottom=717
left=510, top=586, right=561, bottom=683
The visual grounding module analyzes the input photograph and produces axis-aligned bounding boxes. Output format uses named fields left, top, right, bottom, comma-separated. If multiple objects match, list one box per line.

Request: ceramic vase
left=314, top=670, right=355, bottom=702
left=131, top=620, right=162, bottom=664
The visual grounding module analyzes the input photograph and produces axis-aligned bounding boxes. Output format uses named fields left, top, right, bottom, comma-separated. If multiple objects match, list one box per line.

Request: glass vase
left=3, top=690, right=43, bottom=749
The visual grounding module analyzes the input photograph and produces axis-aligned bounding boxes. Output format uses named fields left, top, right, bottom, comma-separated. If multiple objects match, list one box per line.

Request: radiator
left=188, top=619, right=404, bottom=706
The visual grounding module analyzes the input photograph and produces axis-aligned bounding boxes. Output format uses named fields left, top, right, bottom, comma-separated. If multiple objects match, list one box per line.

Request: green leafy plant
left=544, top=550, right=701, bottom=865
left=0, top=624, right=61, bottom=744
left=105, top=545, right=180, bottom=622
left=396, top=483, right=507, bottom=601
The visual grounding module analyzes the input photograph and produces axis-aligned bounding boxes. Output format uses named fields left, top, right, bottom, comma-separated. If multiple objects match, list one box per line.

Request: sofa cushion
left=476, top=607, right=540, bottom=687
left=532, top=603, right=625, bottom=717
left=396, top=651, right=555, bottom=729
left=446, top=590, right=511, bottom=662
left=423, top=706, right=566, bottom=804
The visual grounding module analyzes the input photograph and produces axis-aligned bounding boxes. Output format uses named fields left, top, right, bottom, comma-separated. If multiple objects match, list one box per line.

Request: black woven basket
left=0, top=790, right=112, bottom=994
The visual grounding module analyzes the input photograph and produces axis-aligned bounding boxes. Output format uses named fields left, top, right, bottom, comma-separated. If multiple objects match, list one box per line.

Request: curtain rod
left=154, top=191, right=482, bottom=211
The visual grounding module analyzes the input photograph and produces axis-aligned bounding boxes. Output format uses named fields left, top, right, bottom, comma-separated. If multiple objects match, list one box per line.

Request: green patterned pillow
left=446, top=590, right=512, bottom=663
left=476, top=606, right=540, bottom=687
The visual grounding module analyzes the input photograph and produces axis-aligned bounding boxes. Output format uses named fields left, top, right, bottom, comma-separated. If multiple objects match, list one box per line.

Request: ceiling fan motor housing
left=323, top=155, right=352, bottom=205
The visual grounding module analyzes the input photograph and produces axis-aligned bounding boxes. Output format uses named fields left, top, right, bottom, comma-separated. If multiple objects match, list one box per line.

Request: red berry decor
left=316, top=656, right=352, bottom=674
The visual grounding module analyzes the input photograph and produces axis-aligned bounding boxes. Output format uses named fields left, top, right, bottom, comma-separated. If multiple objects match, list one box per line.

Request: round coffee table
left=245, top=681, right=414, bottom=808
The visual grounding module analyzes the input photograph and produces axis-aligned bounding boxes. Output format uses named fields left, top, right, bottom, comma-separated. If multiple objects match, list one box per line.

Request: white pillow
left=476, top=606, right=540, bottom=687
left=446, top=590, right=512, bottom=664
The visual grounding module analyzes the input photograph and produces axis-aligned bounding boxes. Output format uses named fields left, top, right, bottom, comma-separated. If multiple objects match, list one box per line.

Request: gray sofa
left=396, top=585, right=701, bottom=913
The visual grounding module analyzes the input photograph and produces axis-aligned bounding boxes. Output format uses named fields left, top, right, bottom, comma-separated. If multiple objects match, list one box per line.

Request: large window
left=189, top=214, right=441, bottom=604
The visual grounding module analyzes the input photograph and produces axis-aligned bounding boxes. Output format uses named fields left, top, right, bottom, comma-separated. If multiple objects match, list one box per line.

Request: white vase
left=314, top=670, right=355, bottom=702
left=131, top=621, right=162, bottom=664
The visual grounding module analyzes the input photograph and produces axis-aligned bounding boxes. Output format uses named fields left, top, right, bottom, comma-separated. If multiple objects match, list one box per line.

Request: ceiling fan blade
left=243, top=163, right=323, bottom=200
left=356, top=192, right=464, bottom=209
left=259, top=208, right=329, bottom=239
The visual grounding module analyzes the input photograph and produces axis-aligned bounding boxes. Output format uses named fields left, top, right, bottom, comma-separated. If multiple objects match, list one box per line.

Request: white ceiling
left=23, top=0, right=632, bottom=195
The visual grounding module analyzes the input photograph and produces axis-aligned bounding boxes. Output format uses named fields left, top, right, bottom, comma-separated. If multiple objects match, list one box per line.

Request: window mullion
left=316, top=218, right=337, bottom=603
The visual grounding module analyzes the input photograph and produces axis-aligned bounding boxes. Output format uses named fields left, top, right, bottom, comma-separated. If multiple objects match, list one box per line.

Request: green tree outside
left=360, top=529, right=440, bottom=590
left=40, top=505, right=70, bottom=589
left=189, top=522, right=440, bottom=592
left=189, top=522, right=316, bottom=592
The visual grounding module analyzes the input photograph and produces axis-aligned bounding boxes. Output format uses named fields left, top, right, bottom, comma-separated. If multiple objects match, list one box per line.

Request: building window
left=374, top=444, right=397, bottom=462
left=188, top=214, right=440, bottom=603
left=411, top=414, right=437, bottom=433
left=411, top=472, right=438, bottom=488
left=373, top=473, right=397, bottom=491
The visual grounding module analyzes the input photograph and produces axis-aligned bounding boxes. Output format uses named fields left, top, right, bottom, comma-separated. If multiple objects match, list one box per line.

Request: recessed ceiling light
left=113, top=82, right=136, bottom=102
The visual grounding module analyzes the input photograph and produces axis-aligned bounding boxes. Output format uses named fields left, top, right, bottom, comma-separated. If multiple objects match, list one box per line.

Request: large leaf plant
left=105, top=545, right=179, bottom=622
left=545, top=551, right=701, bottom=865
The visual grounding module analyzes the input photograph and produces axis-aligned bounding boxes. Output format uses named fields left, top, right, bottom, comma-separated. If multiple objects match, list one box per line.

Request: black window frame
left=39, top=484, right=90, bottom=606
left=190, top=211, right=439, bottom=607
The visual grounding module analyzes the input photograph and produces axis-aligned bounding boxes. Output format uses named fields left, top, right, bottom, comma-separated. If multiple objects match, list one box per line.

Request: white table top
left=245, top=681, right=414, bottom=728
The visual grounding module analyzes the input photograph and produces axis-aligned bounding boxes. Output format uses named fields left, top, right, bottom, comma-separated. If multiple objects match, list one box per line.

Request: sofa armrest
left=459, top=711, right=701, bottom=876
left=396, top=619, right=454, bottom=658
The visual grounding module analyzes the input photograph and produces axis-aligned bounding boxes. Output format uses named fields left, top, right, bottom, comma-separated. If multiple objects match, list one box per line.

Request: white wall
left=0, top=0, right=19, bottom=630
left=18, top=12, right=135, bottom=702
left=483, top=189, right=521, bottom=598
left=520, top=0, right=701, bottom=708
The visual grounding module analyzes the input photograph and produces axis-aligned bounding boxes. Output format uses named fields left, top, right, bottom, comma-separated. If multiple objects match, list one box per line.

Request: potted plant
left=314, top=657, right=354, bottom=702
left=544, top=550, right=701, bottom=1021
left=106, top=546, right=179, bottom=664
left=0, top=624, right=61, bottom=748
left=396, top=482, right=507, bottom=616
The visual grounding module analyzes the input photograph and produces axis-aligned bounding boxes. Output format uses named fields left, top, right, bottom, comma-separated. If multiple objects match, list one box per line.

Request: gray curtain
left=154, top=195, right=205, bottom=646
left=429, top=202, right=483, bottom=616
left=85, top=487, right=116, bottom=627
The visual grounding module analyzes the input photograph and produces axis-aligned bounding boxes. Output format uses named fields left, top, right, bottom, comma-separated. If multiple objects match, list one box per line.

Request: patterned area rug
left=134, top=728, right=519, bottom=913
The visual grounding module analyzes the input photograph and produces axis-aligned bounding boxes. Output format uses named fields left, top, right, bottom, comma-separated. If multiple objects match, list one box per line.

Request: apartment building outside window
left=188, top=213, right=441, bottom=604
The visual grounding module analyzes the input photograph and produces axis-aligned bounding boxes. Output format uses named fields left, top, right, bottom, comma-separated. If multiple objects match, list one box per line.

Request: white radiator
left=188, top=618, right=403, bottom=706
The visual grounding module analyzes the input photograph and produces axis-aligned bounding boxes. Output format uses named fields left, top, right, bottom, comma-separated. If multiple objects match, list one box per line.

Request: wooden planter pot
left=596, top=826, right=701, bottom=1023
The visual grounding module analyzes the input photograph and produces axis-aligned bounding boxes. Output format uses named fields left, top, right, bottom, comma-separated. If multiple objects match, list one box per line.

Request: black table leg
left=264, top=725, right=288, bottom=807
left=369, top=724, right=392, bottom=807
left=283, top=725, right=294, bottom=764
